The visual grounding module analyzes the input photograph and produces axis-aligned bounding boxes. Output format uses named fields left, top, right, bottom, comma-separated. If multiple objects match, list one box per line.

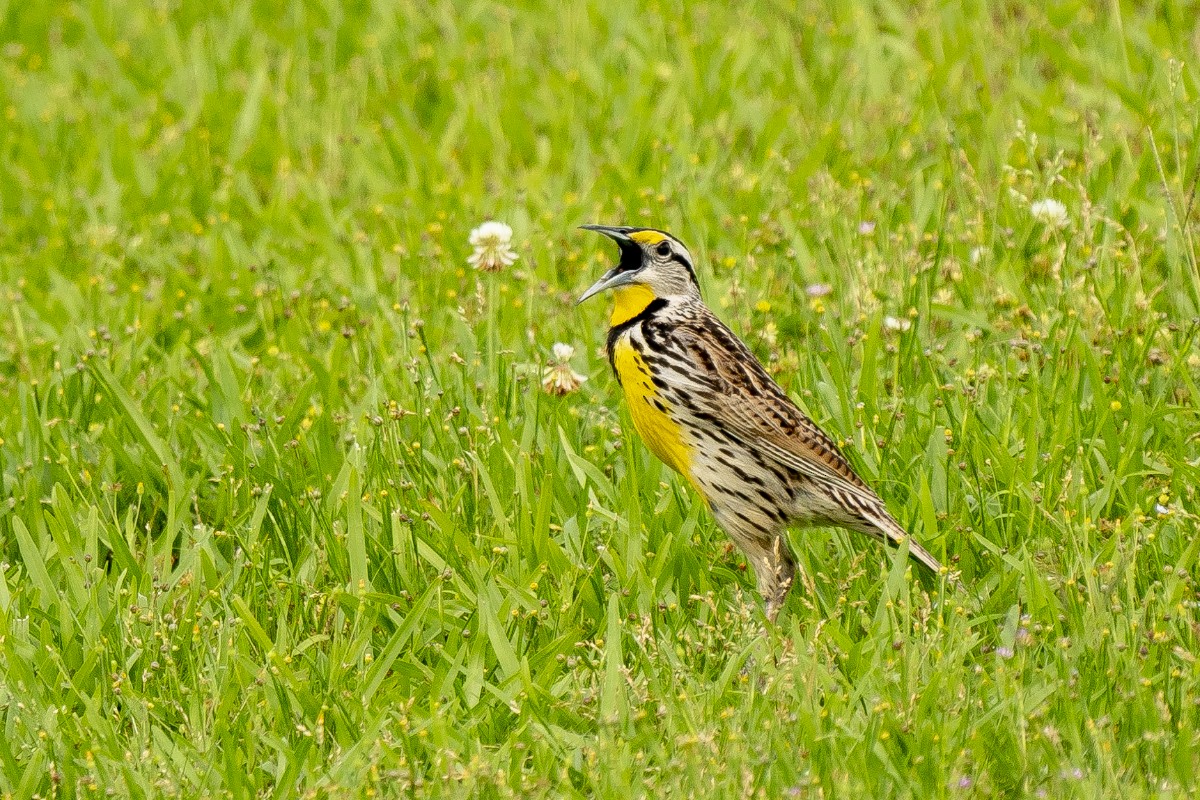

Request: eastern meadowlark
left=579, top=225, right=944, bottom=621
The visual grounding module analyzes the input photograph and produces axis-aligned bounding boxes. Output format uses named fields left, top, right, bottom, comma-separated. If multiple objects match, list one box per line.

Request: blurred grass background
left=1, top=0, right=1200, bottom=796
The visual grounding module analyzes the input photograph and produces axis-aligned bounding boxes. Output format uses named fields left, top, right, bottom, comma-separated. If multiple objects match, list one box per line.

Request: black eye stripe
left=669, top=251, right=698, bottom=283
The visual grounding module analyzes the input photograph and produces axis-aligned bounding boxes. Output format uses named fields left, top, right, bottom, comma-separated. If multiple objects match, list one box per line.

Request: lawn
left=1, top=0, right=1199, bottom=796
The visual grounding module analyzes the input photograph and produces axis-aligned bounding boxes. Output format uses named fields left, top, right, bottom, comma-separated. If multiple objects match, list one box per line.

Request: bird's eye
left=655, top=241, right=672, bottom=257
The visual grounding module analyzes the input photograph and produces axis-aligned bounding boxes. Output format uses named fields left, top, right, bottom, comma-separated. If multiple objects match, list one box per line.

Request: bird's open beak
left=577, top=225, right=639, bottom=304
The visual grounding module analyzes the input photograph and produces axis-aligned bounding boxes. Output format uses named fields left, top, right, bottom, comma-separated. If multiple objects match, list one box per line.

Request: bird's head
left=577, top=226, right=700, bottom=321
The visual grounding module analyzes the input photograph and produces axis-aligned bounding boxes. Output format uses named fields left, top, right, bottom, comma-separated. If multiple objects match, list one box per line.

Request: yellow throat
left=610, top=284, right=658, bottom=327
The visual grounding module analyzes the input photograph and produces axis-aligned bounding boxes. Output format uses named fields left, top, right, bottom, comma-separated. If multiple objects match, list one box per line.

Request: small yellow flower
left=542, top=343, right=587, bottom=395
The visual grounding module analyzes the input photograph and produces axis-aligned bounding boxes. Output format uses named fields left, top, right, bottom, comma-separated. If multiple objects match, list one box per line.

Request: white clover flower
left=1029, top=198, right=1069, bottom=230
left=467, top=220, right=518, bottom=272
left=542, top=343, right=587, bottom=395
left=805, top=283, right=832, bottom=298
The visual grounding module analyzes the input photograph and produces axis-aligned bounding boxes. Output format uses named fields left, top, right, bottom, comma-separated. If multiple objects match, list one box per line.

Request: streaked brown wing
left=671, top=313, right=879, bottom=503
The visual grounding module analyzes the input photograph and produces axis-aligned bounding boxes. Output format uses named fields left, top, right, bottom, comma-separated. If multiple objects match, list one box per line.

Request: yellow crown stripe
left=628, top=230, right=667, bottom=246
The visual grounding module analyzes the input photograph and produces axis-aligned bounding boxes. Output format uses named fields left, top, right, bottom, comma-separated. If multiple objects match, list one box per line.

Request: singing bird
left=578, top=225, right=944, bottom=620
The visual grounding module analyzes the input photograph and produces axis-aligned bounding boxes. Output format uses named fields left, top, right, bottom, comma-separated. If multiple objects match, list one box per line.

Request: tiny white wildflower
left=543, top=343, right=587, bottom=395
left=883, top=315, right=912, bottom=332
left=805, top=283, right=832, bottom=298
left=760, top=320, right=778, bottom=348
left=1029, top=198, right=1069, bottom=230
left=467, top=220, right=518, bottom=272
left=857, top=221, right=876, bottom=235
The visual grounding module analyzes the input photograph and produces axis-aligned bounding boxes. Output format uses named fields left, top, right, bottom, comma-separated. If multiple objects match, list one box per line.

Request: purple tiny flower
left=858, top=220, right=876, bottom=235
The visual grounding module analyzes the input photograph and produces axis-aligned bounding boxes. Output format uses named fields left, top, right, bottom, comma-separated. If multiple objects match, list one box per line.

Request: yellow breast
left=611, top=337, right=692, bottom=478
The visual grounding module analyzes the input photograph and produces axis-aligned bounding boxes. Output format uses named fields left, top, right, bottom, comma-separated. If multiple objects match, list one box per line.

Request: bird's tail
left=857, top=507, right=944, bottom=576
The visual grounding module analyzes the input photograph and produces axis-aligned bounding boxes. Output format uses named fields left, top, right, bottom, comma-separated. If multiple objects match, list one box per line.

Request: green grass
left=2, top=0, right=1199, bottom=796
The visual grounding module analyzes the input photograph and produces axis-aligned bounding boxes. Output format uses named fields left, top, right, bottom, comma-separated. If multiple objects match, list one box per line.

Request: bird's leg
left=755, top=538, right=796, bottom=623
left=750, top=553, right=779, bottom=622
left=770, top=537, right=796, bottom=622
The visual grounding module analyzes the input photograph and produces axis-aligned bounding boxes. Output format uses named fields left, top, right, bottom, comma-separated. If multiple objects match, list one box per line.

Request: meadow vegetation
left=1, top=1, right=1199, bottom=796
